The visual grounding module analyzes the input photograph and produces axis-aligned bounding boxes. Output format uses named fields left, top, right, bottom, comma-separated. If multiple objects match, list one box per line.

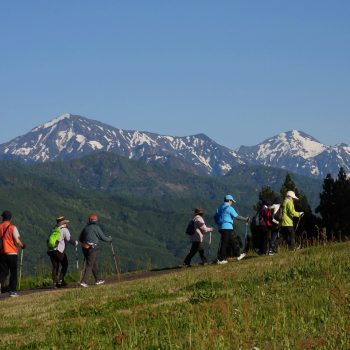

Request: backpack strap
left=2, top=224, right=12, bottom=238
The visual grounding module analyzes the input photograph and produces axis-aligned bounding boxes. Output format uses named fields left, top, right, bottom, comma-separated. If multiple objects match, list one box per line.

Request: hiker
left=268, top=196, right=282, bottom=254
left=79, top=213, right=112, bottom=287
left=47, top=216, right=78, bottom=288
left=280, top=191, right=304, bottom=250
left=183, top=208, right=214, bottom=267
left=257, top=199, right=273, bottom=255
left=215, top=194, right=250, bottom=264
left=0, top=210, right=25, bottom=297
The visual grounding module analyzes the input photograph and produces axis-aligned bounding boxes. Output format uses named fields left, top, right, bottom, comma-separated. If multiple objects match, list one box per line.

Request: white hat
left=286, top=190, right=298, bottom=200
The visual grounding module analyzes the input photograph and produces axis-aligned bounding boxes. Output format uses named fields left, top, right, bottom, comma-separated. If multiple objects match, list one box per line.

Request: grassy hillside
left=0, top=243, right=348, bottom=349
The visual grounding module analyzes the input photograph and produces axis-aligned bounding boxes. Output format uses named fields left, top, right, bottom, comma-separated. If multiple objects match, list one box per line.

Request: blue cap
left=224, top=194, right=235, bottom=202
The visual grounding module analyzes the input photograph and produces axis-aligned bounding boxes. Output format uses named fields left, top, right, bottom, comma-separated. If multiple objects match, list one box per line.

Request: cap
left=56, top=215, right=70, bottom=225
left=194, top=208, right=205, bottom=215
left=286, top=190, right=298, bottom=200
left=1, top=210, right=12, bottom=221
left=224, top=194, right=236, bottom=202
left=88, top=213, right=98, bottom=222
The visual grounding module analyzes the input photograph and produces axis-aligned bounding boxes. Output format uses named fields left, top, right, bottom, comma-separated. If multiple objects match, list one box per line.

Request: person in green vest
left=280, top=191, right=304, bottom=250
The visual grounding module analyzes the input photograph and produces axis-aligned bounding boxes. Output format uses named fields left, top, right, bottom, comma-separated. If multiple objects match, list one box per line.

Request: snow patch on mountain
left=32, top=113, right=71, bottom=131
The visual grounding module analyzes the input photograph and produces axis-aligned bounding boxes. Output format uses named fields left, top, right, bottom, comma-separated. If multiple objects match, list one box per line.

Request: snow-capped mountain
left=0, top=113, right=243, bottom=176
left=237, top=130, right=350, bottom=178
left=0, top=114, right=349, bottom=178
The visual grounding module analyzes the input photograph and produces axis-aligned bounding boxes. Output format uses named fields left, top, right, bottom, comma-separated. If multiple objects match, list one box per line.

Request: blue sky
left=1, top=1, right=349, bottom=149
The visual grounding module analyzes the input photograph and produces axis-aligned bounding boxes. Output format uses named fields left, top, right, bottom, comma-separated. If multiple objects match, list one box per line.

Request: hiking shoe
left=237, top=253, right=246, bottom=261
left=79, top=281, right=88, bottom=288
left=95, top=279, right=105, bottom=285
left=217, top=259, right=228, bottom=265
left=268, top=251, right=275, bottom=256
left=58, top=280, right=68, bottom=287
left=9, top=291, right=19, bottom=297
left=183, top=263, right=191, bottom=267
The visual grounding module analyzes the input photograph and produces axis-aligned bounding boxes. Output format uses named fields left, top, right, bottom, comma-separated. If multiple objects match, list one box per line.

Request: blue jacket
left=216, top=203, right=238, bottom=230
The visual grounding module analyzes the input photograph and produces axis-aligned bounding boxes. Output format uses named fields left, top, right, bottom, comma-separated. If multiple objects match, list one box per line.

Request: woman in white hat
left=280, top=191, right=304, bottom=250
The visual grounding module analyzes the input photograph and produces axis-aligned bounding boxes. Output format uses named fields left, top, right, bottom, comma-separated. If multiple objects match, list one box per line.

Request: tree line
left=255, top=167, right=350, bottom=243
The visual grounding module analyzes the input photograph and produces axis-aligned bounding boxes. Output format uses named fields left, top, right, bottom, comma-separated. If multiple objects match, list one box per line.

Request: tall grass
left=0, top=242, right=349, bottom=349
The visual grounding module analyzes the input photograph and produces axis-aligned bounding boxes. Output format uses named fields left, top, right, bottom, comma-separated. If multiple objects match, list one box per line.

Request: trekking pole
left=75, top=246, right=79, bottom=270
left=208, top=231, right=212, bottom=261
left=294, top=214, right=303, bottom=249
left=110, top=242, right=120, bottom=281
left=18, top=249, right=24, bottom=291
left=294, top=215, right=302, bottom=234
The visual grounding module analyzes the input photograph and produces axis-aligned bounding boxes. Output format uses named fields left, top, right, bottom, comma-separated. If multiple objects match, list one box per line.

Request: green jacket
left=281, top=198, right=300, bottom=227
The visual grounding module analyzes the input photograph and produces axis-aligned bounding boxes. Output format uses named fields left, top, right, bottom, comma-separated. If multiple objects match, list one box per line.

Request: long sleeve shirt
left=189, top=215, right=213, bottom=243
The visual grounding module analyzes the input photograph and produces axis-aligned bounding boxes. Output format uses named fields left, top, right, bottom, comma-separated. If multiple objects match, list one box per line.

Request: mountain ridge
left=0, top=113, right=349, bottom=178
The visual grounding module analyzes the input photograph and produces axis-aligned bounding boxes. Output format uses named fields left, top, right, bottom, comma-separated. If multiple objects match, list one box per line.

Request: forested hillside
left=0, top=153, right=322, bottom=274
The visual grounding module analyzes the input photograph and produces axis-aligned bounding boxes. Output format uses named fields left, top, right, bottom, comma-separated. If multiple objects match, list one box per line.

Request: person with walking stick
left=0, top=210, right=26, bottom=297
left=280, top=191, right=304, bottom=250
left=183, top=208, right=214, bottom=267
left=78, top=213, right=112, bottom=287
left=47, top=216, right=78, bottom=288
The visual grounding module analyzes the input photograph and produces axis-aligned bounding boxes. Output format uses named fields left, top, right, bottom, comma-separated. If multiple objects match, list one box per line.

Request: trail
left=0, top=264, right=188, bottom=299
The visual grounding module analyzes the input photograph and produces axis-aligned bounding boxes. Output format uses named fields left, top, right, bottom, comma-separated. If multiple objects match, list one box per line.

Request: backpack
left=185, top=219, right=196, bottom=235
left=272, top=205, right=283, bottom=225
left=47, top=227, right=61, bottom=249
left=214, top=205, right=228, bottom=226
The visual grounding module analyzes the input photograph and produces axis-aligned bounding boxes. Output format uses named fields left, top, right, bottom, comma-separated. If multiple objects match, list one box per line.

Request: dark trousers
left=184, top=242, right=207, bottom=265
left=269, top=228, right=279, bottom=252
left=47, top=250, right=68, bottom=284
left=218, top=229, right=241, bottom=260
left=280, top=226, right=295, bottom=250
left=258, top=226, right=271, bottom=255
left=0, top=254, right=18, bottom=292
left=81, top=247, right=99, bottom=282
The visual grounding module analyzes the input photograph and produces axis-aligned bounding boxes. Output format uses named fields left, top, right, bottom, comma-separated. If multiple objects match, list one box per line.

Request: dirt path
left=0, top=264, right=189, bottom=299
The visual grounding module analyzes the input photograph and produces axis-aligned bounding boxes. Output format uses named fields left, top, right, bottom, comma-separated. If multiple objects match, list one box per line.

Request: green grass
left=0, top=243, right=349, bottom=349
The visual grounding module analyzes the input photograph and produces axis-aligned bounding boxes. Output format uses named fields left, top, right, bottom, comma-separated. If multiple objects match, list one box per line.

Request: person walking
left=47, top=216, right=78, bottom=288
left=268, top=196, right=282, bottom=254
left=280, top=191, right=304, bottom=250
left=257, top=200, right=273, bottom=255
left=215, top=194, right=250, bottom=264
left=0, top=210, right=25, bottom=297
left=79, top=213, right=112, bottom=287
left=183, top=208, right=213, bottom=267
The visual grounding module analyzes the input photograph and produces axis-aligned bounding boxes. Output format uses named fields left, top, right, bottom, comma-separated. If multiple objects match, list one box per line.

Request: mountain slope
left=0, top=113, right=243, bottom=176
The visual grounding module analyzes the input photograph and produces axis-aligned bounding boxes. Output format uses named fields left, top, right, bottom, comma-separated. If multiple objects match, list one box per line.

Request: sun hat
left=56, top=216, right=70, bottom=225
left=286, top=190, right=298, bottom=200
left=194, top=208, right=205, bottom=215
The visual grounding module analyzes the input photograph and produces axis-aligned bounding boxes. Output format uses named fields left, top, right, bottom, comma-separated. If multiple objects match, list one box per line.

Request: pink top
left=189, top=215, right=213, bottom=242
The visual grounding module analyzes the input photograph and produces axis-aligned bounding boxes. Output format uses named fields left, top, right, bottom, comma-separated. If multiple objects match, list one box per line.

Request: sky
left=0, top=1, right=349, bottom=149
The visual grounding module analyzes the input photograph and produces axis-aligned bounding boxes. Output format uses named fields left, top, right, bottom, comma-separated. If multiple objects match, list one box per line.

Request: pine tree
left=316, top=167, right=350, bottom=240
left=316, top=173, right=336, bottom=237
left=253, top=186, right=278, bottom=211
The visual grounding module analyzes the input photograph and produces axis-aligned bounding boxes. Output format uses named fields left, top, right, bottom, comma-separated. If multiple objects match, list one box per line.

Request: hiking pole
left=294, top=214, right=303, bottom=249
left=18, top=249, right=24, bottom=291
left=110, top=242, right=120, bottom=281
left=75, top=246, right=79, bottom=270
left=208, top=231, right=212, bottom=261
left=294, top=215, right=303, bottom=234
